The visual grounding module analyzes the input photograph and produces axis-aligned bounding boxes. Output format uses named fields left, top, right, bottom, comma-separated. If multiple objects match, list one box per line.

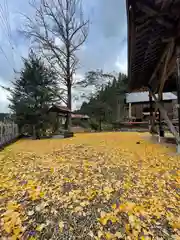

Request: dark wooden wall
left=125, top=100, right=177, bottom=121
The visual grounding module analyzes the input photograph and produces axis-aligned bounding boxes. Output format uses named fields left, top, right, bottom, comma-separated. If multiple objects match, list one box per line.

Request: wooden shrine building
left=126, top=0, right=180, bottom=152
left=48, top=105, right=90, bottom=130
left=125, top=92, right=177, bottom=121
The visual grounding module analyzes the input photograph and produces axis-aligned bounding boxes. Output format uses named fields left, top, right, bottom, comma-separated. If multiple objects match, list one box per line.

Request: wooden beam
left=159, top=40, right=175, bottom=95
left=149, top=91, right=156, bottom=134
left=161, top=24, right=180, bottom=43
left=149, top=40, right=175, bottom=93
left=167, top=55, right=176, bottom=77
left=141, top=37, right=157, bottom=73
left=129, top=103, right=132, bottom=120
left=128, top=4, right=136, bottom=92
left=152, top=50, right=175, bottom=118
left=156, top=17, right=173, bottom=29
left=151, top=54, right=175, bottom=115
left=176, top=46, right=180, bottom=140
left=136, top=0, right=157, bottom=16
left=148, top=43, right=170, bottom=86
left=150, top=90, right=180, bottom=143
left=162, top=37, right=174, bottom=43
left=136, top=1, right=174, bottom=28
left=158, top=92, right=164, bottom=138
left=136, top=20, right=151, bottom=30
left=136, top=16, right=150, bottom=25
left=160, top=0, right=171, bottom=10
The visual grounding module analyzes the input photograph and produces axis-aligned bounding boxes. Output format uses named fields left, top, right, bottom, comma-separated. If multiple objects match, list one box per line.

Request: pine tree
left=8, top=52, right=59, bottom=138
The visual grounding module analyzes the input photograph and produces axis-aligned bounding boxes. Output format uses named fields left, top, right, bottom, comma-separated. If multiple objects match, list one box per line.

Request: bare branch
left=21, top=0, right=89, bottom=129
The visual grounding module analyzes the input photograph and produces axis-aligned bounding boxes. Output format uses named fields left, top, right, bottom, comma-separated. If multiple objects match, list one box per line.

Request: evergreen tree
left=79, top=71, right=128, bottom=125
left=8, top=52, right=60, bottom=138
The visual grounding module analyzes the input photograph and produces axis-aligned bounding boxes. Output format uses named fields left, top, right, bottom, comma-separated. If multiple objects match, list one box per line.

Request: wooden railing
left=0, top=121, right=19, bottom=147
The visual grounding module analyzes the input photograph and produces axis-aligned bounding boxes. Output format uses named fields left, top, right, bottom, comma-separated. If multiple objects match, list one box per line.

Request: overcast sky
left=0, top=0, right=127, bottom=112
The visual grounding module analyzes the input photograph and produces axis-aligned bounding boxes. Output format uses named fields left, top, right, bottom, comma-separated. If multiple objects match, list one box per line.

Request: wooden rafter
left=148, top=43, right=170, bottom=86
left=162, top=37, right=174, bottom=43
left=175, top=45, right=180, bottom=141
left=151, top=40, right=175, bottom=115
left=128, top=3, right=136, bottom=90
left=136, top=1, right=174, bottom=29
left=158, top=39, right=175, bottom=95
left=136, top=19, right=151, bottom=30
left=127, top=0, right=180, bottom=93
left=152, top=53, right=176, bottom=115
left=160, top=0, right=172, bottom=11
left=166, top=55, right=176, bottom=81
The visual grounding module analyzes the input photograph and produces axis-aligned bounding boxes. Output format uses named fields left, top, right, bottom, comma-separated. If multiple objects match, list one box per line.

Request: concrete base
left=150, top=135, right=176, bottom=145
left=145, top=133, right=180, bottom=154
left=177, top=143, right=180, bottom=153
left=52, top=135, right=64, bottom=139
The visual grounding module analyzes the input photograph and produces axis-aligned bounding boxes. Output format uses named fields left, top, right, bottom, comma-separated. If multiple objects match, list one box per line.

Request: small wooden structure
left=48, top=105, right=90, bottom=134
left=48, top=104, right=71, bottom=131
left=48, top=105, right=90, bottom=120
left=48, top=104, right=71, bottom=116
left=126, top=0, right=180, bottom=152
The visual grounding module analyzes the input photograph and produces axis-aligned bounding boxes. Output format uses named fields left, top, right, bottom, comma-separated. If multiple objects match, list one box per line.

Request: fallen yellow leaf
left=59, top=221, right=64, bottom=232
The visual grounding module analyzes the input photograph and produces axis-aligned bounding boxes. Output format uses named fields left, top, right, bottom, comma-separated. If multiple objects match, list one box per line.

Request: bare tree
left=23, top=0, right=89, bottom=130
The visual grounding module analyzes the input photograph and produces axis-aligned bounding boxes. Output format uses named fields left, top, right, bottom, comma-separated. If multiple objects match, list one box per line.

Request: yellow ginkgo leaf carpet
left=0, top=132, right=179, bottom=240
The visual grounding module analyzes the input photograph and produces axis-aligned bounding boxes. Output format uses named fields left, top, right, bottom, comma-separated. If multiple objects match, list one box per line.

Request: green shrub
left=89, top=119, right=99, bottom=131
left=102, top=123, right=113, bottom=131
left=72, top=119, right=90, bottom=129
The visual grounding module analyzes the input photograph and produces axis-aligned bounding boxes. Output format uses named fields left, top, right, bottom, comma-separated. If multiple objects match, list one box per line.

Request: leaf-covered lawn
left=0, top=132, right=179, bottom=240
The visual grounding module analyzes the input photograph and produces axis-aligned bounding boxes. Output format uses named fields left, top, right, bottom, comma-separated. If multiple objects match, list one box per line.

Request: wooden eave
left=127, top=0, right=180, bottom=93
left=48, top=104, right=71, bottom=114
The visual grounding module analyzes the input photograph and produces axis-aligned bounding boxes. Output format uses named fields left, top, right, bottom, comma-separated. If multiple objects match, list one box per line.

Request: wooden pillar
left=158, top=92, right=165, bottom=138
left=65, top=114, right=68, bottom=130
left=116, top=97, right=121, bottom=121
left=149, top=91, right=153, bottom=133
left=176, top=46, right=180, bottom=152
left=128, top=103, right=132, bottom=120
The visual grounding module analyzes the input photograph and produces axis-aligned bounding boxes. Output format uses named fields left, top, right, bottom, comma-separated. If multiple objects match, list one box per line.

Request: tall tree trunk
left=66, top=32, right=72, bottom=131
left=32, top=125, right=36, bottom=139
left=99, top=118, right=102, bottom=132
left=66, top=82, right=72, bottom=131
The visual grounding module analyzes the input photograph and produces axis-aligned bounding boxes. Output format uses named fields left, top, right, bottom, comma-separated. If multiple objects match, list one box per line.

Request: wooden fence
left=0, top=121, right=19, bottom=147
